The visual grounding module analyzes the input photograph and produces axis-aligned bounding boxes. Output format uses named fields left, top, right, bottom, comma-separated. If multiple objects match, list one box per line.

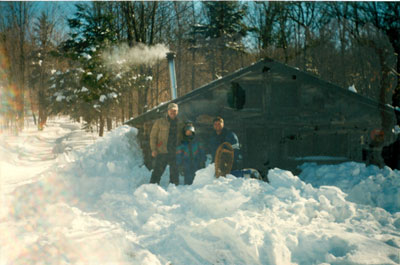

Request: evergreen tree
left=201, top=1, right=249, bottom=79
left=48, top=68, right=80, bottom=118
left=53, top=3, right=119, bottom=136
left=29, top=12, right=56, bottom=130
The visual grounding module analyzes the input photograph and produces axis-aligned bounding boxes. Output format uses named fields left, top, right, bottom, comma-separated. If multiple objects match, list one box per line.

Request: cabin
left=125, top=58, right=398, bottom=176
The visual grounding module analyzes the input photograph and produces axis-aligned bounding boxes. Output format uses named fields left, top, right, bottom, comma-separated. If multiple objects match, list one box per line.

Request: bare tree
left=0, top=2, right=35, bottom=131
left=346, top=2, right=398, bottom=131
left=120, top=1, right=159, bottom=116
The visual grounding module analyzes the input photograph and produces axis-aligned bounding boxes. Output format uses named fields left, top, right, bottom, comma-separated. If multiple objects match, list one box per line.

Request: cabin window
left=227, top=82, right=264, bottom=111
left=227, top=82, right=246, bottom=110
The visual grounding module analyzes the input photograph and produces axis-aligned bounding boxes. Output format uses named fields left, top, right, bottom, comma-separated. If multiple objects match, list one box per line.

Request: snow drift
left=1, top=121, right=400, bottom=265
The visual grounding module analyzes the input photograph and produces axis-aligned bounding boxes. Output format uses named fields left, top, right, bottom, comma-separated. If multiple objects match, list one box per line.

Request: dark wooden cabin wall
left=126, top=60, right=398, bottom=173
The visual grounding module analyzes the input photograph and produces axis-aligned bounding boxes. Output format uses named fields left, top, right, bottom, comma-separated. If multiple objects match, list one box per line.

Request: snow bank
left=299, top=162, right=400, bottom=213
left=59, top=128, right=400, bottom=264
left=58, top=125, right=151, bottom=205
left=0, top=123, right=161, bottom=264
left=2, top=121, right=400, bottom=265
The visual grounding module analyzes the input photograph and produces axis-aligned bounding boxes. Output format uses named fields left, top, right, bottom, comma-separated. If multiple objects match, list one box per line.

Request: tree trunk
left=191, top=48, right=196, bottom=91
left=120, top=97, right=125, bottom=123
left=393, top=53, right=400, bottom=125
left=28, top=86, right=37, bottom=126
left=378, top=50, right=393, bottom=131
left=149, top=2, right=157, bottom=45
left=99, top=114, right=104, bottom=137
left=107, top=117, right=112, bottom=131
left=137, top=85, right=148, bottom=115
left=128, top=90, right=133, bottom=119
left=122, top=2, right=135, bottom=47
left=17, top=2, right=28, bottom=131
left=38, top=107, right=47, bottom=131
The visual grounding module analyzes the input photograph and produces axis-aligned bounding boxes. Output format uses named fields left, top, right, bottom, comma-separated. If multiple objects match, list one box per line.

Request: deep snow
left=1, top=117, right=400, bottom=265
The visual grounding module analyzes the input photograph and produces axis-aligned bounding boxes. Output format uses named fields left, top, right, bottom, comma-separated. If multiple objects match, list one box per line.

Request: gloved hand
left=198, top=160, right=206, bottom=169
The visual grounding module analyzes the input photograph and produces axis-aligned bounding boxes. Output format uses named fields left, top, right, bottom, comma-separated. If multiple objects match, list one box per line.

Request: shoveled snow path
left=1, top=118, right=160, bottom=264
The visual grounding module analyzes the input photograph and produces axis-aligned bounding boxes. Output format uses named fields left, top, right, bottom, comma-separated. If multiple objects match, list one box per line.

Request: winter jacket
left=176, top=139, right=206, bottom=180
left=208, top=127, right=241, bottom=168
left=150, top=115, right=183, bottom=154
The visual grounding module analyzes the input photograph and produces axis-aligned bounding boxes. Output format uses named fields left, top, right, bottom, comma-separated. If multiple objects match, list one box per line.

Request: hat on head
left=213, top=116, right=224, bottom=123
left=183, top=121, right=195, bottom=140
left=183, top=121, right=195, bottom=134
left=168, top=103, right=178, bottom=110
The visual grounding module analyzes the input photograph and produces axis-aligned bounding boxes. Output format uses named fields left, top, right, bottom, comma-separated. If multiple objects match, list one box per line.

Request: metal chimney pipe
left=166, top=52, right=177, bottom=100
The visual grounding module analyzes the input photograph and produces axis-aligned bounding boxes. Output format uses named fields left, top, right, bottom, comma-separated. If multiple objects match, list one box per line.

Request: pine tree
left=29, top=12, right=56, bottom=130
left=54, top=3, right=119, bottom=136
left=201, top=1, right=249, bottom=79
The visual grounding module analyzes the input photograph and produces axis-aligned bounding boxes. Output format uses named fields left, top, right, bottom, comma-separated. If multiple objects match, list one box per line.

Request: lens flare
left=0, top=44, right=24, bottom=133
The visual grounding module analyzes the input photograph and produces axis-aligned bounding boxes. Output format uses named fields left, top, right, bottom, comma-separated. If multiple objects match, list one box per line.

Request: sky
left=36, top=1, right=78, bottom=33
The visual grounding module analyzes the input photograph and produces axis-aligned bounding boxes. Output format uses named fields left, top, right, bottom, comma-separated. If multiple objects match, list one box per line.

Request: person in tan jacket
left=149, top=103, right=183, bottom=185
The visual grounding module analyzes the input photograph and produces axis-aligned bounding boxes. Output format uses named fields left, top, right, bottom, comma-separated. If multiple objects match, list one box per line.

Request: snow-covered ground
left=1, top=117, right=400, bottom=265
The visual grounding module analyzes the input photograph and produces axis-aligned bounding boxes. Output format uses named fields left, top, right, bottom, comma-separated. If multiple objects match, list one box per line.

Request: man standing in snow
left=208, top=116, right=241, bottom=170
left=149, top=103, right=183, bottom=185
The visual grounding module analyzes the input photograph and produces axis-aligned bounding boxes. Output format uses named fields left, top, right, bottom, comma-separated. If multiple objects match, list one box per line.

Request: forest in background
left=0, top=1, right=399, bottom=136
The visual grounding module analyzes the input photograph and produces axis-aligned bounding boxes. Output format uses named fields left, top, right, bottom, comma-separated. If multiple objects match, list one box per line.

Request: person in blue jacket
left=208, top=116, right=241, bottom=170
left=176, top=121, right=206, bottom=185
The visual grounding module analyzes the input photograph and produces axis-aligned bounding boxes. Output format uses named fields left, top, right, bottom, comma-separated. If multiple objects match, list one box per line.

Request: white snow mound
left=2, top=122, right=400, bottom=265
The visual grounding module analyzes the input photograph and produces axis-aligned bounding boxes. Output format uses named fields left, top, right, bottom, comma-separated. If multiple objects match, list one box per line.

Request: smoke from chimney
left=102, top=43, right=169, bottom=68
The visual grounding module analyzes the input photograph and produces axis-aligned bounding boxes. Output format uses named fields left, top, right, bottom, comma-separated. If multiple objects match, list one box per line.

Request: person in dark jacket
left=208, top=116, right=241, bottom=170
left=176, top=121, right=206, bottom=185
left=149, top=103, right=183, bottom=185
